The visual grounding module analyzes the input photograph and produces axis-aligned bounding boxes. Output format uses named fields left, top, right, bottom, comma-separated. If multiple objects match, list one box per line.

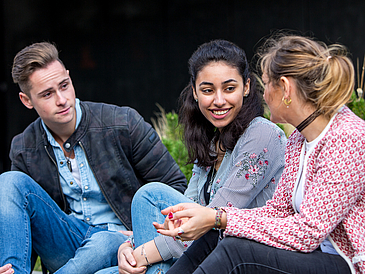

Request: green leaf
left=152, top=106, right=193, bottom=182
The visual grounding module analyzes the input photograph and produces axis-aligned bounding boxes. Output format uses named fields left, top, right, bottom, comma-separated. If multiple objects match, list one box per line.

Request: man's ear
left=19, top=92, right=34, bottom=109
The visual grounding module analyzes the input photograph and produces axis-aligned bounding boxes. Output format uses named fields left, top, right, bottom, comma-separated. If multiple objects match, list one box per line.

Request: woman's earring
left=195, top=98, right=198, bottom=102
left=282, top=96, right=292, bottom=108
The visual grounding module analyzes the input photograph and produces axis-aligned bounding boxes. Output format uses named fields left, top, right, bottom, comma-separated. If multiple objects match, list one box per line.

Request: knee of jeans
left=0, top=171, right=33, bottom=195
left=218, top=236, right=244, bottom=251
left=133, top=182, right=166, bottom=201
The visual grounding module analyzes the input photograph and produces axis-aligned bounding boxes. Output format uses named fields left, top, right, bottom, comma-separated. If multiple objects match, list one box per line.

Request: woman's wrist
left=133, top=241, right=163, bottom=267
left=133, top=245, right=148, bottom=267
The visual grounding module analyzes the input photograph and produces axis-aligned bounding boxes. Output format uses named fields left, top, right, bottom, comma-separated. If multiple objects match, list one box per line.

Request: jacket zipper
left=79, top=141, right=130, bottom=230
left=44, top=145, right=68, bottom=212
left=291, top=145, right=356, bottom=273
left=329, top=236, right=356, bottom=274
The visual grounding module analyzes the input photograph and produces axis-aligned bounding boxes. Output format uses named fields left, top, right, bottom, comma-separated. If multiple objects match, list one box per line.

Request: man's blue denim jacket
left=9, top=101, right=187, bottom=230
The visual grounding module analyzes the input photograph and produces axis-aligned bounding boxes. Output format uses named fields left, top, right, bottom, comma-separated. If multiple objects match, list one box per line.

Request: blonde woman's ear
left=279, top=76, right=291, bottom=97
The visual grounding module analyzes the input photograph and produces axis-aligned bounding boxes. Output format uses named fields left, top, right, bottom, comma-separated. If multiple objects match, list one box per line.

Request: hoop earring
left=282, top=96, right=292, bottom=108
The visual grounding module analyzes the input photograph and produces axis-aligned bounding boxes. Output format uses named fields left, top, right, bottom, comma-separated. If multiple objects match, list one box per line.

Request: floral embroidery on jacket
left=235, top=148, right=269, bottom=187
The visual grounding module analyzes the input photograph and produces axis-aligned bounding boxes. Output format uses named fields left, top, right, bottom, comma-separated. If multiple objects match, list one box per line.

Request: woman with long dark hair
left=96, top=39, right=286, bottom=274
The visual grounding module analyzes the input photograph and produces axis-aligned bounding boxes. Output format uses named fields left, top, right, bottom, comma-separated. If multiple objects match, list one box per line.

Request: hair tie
left=326, top=55, right=332, bottom=61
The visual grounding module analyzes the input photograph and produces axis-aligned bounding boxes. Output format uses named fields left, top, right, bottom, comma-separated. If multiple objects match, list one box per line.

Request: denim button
left=65, top=143, right=71, bottom=149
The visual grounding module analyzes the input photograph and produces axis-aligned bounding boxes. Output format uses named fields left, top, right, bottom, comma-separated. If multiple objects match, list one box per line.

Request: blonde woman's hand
left=153, top=203, right=217, bottom=241
left=153, top=202, right=201, bottom=232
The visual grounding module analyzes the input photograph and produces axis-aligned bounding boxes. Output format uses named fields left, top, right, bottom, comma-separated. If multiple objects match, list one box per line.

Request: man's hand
left=0, top=264, right=14, bottom=274
left=118, top=243, right=146, bottom=274
left=118, top=230, right=134, bottom=237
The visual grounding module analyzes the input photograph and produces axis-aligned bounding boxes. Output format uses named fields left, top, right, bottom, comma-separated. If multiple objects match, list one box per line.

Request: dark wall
left=1, top=0, right=365, bottom=172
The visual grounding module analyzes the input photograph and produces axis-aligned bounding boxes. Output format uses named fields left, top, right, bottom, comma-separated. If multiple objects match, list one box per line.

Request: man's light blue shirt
left=42, top=98, right=126, bottom=231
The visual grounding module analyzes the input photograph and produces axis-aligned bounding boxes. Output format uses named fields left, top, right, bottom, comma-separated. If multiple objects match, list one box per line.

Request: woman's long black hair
left=179, top=40, right=263, bottom=167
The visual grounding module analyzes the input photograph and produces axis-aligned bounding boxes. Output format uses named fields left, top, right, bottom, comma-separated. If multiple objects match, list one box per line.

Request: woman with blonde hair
left=157, top=35, right=365, bottom=274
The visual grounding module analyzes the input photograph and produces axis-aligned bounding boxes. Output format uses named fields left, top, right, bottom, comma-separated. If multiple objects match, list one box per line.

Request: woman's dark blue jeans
left=167, top=230, right=351, bottom=274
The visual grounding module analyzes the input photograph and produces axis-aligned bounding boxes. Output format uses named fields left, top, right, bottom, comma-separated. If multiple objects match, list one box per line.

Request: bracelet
left=141, top=244, right=152, bottom=266
left=213, top=207, right=225, bottom=229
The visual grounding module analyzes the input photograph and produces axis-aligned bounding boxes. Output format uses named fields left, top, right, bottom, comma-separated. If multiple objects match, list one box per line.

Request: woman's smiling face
left=193, top=61, right=249, bottom=131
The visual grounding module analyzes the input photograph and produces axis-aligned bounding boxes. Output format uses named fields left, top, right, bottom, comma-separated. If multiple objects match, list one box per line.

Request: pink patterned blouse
left=224, top=106, right=365, bottom=273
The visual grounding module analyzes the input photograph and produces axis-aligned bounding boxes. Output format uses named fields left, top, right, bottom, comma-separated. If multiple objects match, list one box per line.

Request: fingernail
left=157, top=230, right=160, bottom=233
left=178, top=232, right=183, bottom=236
left=168, top=212, right=173, bottom=219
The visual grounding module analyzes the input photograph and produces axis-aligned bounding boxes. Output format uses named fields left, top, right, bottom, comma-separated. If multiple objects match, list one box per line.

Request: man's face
left=19, top=60, right=76, bottom=132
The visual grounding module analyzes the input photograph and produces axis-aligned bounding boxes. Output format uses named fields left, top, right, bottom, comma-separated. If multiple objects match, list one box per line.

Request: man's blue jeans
left=96, top=182, right=193, bottom=274
left=0, top=171, right=127, bottom=274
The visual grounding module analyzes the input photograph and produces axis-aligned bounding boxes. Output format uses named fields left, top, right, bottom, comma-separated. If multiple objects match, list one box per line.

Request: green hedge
left=347, top=91, right=365, bottom=120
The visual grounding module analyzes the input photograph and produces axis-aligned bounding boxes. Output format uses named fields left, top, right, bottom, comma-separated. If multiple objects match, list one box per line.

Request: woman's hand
left=153, top=203, right=201, bottom=232
left=117, top=243, right=146, bottom=274
left=153, top=203, right=218, bottom=241
left=0, top=264, right=14, bottom=274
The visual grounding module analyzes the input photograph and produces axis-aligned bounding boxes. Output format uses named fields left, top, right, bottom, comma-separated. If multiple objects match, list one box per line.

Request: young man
left=0, top=42, right=187, bottom=274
